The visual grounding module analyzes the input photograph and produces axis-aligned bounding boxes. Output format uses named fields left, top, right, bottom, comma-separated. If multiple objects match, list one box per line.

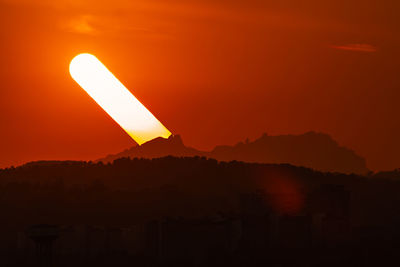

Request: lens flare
left=69, top=53, right=171, bottom=145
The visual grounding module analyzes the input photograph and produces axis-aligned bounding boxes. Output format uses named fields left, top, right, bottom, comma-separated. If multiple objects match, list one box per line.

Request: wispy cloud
left=60, top=15, right=98, bottom=35
left=331, top=44, right=377, bottom=53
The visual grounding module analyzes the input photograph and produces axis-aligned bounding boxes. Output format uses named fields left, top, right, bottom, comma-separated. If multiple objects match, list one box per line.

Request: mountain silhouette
left=99, top=132, right=368, bottom=174
left=100, top=135, right=199, bottom=160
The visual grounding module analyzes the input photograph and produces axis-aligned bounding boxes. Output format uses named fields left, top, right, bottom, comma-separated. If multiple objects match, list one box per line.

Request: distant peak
left=168, top=134, right=184, bottom=146
left=169, top=134, right=181, bottom=141
left=140, top=134, right=185, bottom=147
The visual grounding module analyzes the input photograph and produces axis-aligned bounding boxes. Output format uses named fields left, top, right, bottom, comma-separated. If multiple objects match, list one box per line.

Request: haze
left=0, top=0, right=399, bottom=171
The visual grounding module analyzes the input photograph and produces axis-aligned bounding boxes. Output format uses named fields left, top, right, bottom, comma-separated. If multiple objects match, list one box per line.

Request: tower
left=26, top=225, right=59, bottom=267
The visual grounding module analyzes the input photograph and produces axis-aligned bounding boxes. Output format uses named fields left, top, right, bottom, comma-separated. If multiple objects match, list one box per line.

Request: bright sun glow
left=69, top=53, right=171, bottom=145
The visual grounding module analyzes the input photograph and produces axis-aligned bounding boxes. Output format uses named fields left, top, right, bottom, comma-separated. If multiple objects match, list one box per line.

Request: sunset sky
left=0, top=0, right=399, bottom=171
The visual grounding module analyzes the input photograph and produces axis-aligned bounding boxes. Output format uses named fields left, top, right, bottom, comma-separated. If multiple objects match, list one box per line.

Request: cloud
left=61, top=15, right=97, bottom=35
left=331, top=44, right=377, bottom=53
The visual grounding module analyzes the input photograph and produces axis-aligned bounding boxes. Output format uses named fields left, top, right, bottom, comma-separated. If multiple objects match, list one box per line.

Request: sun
left=69, top=53, right=171, bottom=145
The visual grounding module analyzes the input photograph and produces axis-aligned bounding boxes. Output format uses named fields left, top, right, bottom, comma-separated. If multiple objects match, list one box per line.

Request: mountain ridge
left=98, top=132, right=369, bottom=174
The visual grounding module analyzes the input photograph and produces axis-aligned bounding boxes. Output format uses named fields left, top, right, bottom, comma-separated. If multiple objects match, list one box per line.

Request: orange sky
left=0, top=0, right=399, bottom=171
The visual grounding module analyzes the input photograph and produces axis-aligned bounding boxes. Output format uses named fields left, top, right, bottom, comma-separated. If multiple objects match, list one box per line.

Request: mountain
left=98, top=132, right=369, bottom=174
left=99, top=135, right=200, bottom=162
left=209, top=132, right=368, bottom=174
